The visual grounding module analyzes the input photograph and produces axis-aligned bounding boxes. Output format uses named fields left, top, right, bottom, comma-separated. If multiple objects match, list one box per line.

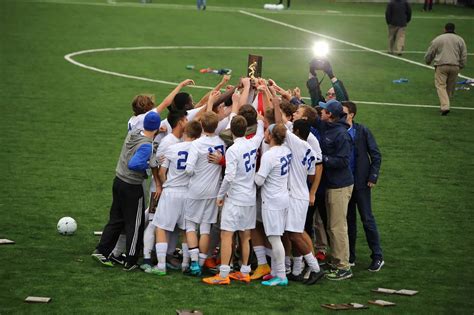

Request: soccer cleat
left=228, top=272, right=251, bottom=283
left=110, top=253, right=127, bottom=266
left=261, top=277, right=288, bottom=286
left=202, top=275, right=230, bottom=285
left=204, top=257, right=218, bottom=269
left=287, top=273, right=305, bottom=282
left=262, top=274, right=274, bottom=281
left=145, top=266, right=166, bottom=276
left=189, top=261, right=202, bottom=276
left=368, top=259, right=384, bottom=272
left=123, top=263, right=139, bottom=271
left=91, top=250, right=114, bottom=267
left=303, top=270, right=325, bottom=285
left=140, top=263, right=153, bottom=272
left=166, top=254, right=182, bottom=270
left=250, top=264, right=271, bottom=280
left=441, top=110, right=450, bottom=116
left=326, top=268, right=353, bottom=281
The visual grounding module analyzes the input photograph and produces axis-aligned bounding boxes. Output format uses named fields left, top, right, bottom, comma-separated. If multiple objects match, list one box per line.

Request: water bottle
left=392, top=78, right=409, bottom=84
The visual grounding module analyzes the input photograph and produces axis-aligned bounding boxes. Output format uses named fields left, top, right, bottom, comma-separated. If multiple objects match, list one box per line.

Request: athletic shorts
left=285, top=197, right=309, bottom=233
left=220, top=199, right=256, bottom=232
left=262, top=206, right=288, bottom=237
left=185, top=198, right=218, bottom=224
left=152, top=188, right=186, bottom=231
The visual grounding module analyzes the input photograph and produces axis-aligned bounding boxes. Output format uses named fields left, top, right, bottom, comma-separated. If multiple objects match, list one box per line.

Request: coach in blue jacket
left=312, top=99, right=354, bottom=281
left=342, top=102, right=384, bottom=272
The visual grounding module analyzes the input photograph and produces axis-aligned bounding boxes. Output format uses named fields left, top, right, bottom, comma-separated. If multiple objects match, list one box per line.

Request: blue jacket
left=351, top=122, right=382, bottom=190
left=313, top=115, right=354, bottom=189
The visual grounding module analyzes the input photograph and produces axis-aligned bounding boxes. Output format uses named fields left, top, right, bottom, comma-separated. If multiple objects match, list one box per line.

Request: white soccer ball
left=57, top=217, right=77, bottom=235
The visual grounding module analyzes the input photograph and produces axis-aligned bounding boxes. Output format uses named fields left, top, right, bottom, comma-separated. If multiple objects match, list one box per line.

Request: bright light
left=312, top=41, right=329, bottom=58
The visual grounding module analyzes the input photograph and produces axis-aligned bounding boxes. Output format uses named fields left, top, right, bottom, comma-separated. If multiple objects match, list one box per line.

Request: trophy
left=247, top=54, right=263, bottom=85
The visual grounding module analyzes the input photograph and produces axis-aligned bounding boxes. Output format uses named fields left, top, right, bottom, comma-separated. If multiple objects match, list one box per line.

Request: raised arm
left=156, top=79, right=195, bottom=113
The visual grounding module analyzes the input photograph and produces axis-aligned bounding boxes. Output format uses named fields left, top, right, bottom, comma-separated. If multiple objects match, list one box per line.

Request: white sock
left=143, top=224, right=155, bottom=259
left=268, top=236, right=286, bottom=280
left=265, top=247, right=272, bottom=259
left=219, top=264, right=231, bottom=278
left=112, top=234, right=126, bottom=256
left=155, top=243, right=168, bottom=270
left=240, top=264, right=251, bottom=276
left=189, top=248, right=199, bottom=263
left=304, top=253, right=321, bottom=273
left=198, top=253, right=208, bottom=267
left=285, top=256, right=291, bottom=271
left=292, top=256, right=304, bottom=276
left=253, top=246, right=268, bottom=265
left=182, top=243, right=190, bottom=268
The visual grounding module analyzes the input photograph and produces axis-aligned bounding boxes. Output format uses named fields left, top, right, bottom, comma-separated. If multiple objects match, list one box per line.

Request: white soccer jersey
left=255, top=145, right=292, bottom=210
left=285, top=131, right=316, bottom=201
left=285, top=121, right=322, bottom=165
left=186, top=135, right=225, bottom=199
left=153, top=107, right=202, bottom=143
left=149, top=133, right=181, bottom=192
left=161, top=141, right=192, bottom=189
left=218, top=120, right=264, bottom=206
left=127, top=108, right=159, bottom=132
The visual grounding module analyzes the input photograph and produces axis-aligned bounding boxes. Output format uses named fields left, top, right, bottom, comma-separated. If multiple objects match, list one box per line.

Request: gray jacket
left=115, top=129, right=152, bottom=185
left=425, top=32, right=467, bottom=68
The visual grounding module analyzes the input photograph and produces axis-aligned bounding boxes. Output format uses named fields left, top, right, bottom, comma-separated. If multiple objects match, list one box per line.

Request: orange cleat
left=250, top=263, right=271, bottom=280
left=229, top=271, right=251, bottom=283
left=204, top=257, right=218, bottom=269
left=202, top=275, right=230, bottom=285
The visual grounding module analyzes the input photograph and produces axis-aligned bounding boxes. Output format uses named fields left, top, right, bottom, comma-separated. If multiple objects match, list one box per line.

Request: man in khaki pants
left=425, top=23, right=468, bottom=116
left=312, top=99, right=354, bottom=281
left=385, top=0, right=411, bottom=56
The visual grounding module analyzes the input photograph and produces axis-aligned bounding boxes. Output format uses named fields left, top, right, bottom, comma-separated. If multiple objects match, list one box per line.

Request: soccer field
left=0, top=0, right=473, bottom=313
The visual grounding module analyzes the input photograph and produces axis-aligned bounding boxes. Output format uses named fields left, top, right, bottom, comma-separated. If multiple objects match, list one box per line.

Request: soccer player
left=202, top=114, right=265, bottom=285
left=92, top=111, right=161, bottom=270
left=146, top=120, right=203, bottom=275
left=255, top=123, right=292, bottom=286
left=185, top=94, right=226, bottom=276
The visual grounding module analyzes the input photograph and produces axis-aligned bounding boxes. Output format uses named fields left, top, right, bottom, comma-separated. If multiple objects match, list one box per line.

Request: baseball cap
left=319, top=99, right=343, bottom=117
left=143, top=111, right=161, bottom=131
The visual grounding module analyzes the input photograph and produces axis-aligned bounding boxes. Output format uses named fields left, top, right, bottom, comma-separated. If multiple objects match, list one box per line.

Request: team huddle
left=92, top=60, right=384, bottom=286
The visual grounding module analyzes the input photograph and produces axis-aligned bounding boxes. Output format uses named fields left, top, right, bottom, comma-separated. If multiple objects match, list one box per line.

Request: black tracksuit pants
left=97, top=176, right=145, bottom=265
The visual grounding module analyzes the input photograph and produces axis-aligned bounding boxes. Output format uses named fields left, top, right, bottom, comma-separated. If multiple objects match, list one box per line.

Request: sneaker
left=110, top=253, right=127, bottom=266
left=123, top=263, right=139, bottom=271
left=262, top=274, right=274, bottom=281
left=202, top=275, right=230, bottom=285
left=368, top=259, right=384, bottom=272
left=91, top=250, right=114, bottom=267
left=303, top=270, right=325, bottom=285
left=326, top=268, right=353, bottom=281
left=166, top=254, right=182, bottom=270
left=250, top=264, right=271, bottom=280
left=229, top=271, right=251, bottom=283
left=287, top=273, right=305, bottom=282
left=189, top=261, right=202, bottom=276
left=145, top=266, right=166, bottom=276
left=262, top=277, right=288, bottom=286
left=349, top=261, right=356, bottom=267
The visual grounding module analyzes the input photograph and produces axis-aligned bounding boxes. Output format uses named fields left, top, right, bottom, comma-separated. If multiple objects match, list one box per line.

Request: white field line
left=29, top=0, right=474, bottom=20
left=64, top=46, right=473, bottom=111
left=239, top=10, right=473, bottom=81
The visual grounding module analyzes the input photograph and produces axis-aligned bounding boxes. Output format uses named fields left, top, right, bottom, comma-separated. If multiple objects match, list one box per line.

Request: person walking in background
left=385, top=0, right=412, bottom=56
left=425, top=23, right=467, bottom=116
left=423, top=0, right=433, bottom=12
left=342, top=102, right=384, bottom=272
left=197, top=0, right=206, bottom=10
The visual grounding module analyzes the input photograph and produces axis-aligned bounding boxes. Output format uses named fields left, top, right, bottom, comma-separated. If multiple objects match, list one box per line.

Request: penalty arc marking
left=64, top=46, right=474, bottom=111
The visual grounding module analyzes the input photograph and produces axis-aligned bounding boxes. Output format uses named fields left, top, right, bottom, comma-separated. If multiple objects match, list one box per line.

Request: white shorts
left=285, top=197, right=309, bottom=233
left=262, top=206, right=288, bottom=237
left=185, top=198, right=218, bottom=224
left=220, top=200, right=256, bottom=232
left=152, top=188, right=186, bottom=231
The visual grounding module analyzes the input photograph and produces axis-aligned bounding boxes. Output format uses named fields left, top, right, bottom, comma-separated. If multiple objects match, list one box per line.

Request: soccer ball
left=57, top=217, right=77, bottom=235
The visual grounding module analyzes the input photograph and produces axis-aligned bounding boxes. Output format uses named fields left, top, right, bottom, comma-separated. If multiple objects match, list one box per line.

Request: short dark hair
left=280, top=100, right=297, bottom=119
left=271, top=123, right=287, bottom=146
left=292, top=119, right=311, bottom=141
left=131, top=95, right=155, bottom=115
left=167, top=110, right=187, bottom=129
left=264, top=108, right=275, bottom=125
left=184, top=120, right=202, bottom=139
left=342, top=101, right=357, bottom=118
left=445, top=23, right=455, bottom=32
left=238, top=104, right=257, bottom=126
left=173, top=92, right=192, bottom=111
left=230, top=115, right=247, bottom=138
left=299, top=105, right=318, bottom=124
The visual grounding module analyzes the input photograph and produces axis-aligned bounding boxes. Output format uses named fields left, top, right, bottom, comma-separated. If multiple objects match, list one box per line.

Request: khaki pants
left=315, top=209, right=328, bottom=251
left=326, top=185, right=353, bottom=269
left=435, top=65, right=460, bottom=111
left=388, top=25, right=406, bottom=54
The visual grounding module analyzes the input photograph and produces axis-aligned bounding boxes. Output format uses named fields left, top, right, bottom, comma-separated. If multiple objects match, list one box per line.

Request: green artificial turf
left=0, top=0, right=473, bottom=313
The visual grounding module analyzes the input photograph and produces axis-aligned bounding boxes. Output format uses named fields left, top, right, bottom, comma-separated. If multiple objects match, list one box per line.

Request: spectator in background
left=425, top=23, right=467, bottom=116
left=423, top=0, right=433, bottom=12
left=342, top=102, right=384, bottom=272
left=197, top=0, right=206, bottom=10
left=385, top=0, right=412, bottom=56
